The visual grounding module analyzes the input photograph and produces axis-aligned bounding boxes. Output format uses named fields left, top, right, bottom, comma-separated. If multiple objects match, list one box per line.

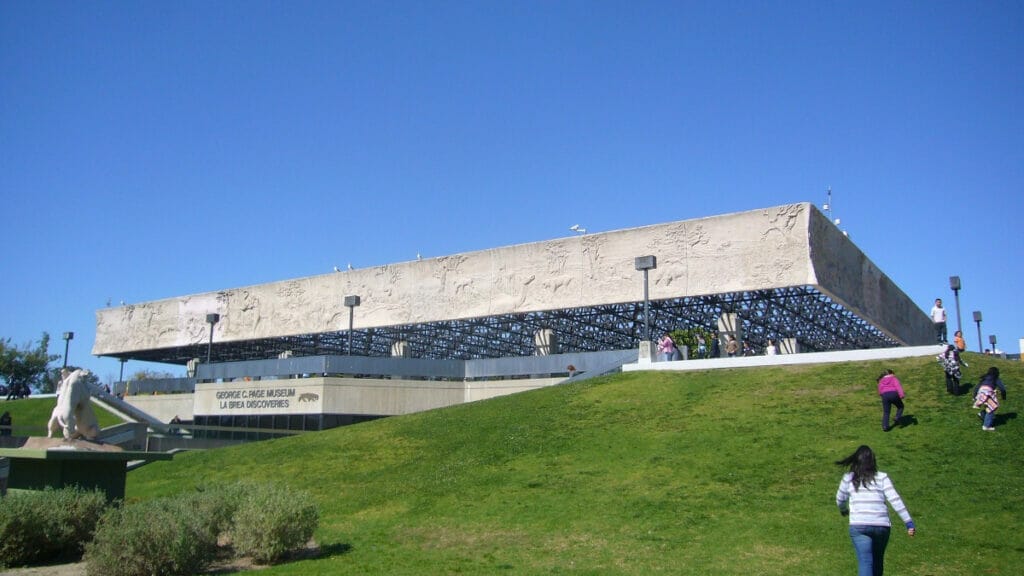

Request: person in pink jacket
left=877, top=370, right=906, bottom=432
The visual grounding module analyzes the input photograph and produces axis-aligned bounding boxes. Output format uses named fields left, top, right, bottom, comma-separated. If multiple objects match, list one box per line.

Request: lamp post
left=634, top=256, right=657, bottom=343
left=972, top=311, right=983, bottom=353
left=205, top=313, right=220, bottom=364
left=344, top=295, right=361, bottom=355
left=61, top=332, right=74, bottom=369
left=949, top=276, right=962, bottom=337
left=989, top=334, right=997, bottom=354
left=119, top=358, right=126, bottom=383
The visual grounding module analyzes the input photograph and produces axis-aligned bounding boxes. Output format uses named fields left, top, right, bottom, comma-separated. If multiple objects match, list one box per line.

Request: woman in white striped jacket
left=835, top=445, right=916, bottom=576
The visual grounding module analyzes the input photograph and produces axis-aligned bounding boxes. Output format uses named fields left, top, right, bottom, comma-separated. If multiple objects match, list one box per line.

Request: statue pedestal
left=0, top=437, right=172, bottom=501
left=638, top=341, right=654, bottom=364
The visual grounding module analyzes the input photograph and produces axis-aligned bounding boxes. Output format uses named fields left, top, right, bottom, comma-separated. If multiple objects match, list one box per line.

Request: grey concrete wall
left=806, top=209, right=934, bottom=345
left=93, top=202, right=930, bottom=355
left=94, top=204, right=820, bottom=355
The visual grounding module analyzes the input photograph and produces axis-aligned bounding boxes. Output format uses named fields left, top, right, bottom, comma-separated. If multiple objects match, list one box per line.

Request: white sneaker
left=982, top=426, right=995, bottom=431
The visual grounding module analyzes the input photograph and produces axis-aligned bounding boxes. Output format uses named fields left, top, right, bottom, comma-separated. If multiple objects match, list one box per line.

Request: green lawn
left=74, top=354, right=1024, bottom=573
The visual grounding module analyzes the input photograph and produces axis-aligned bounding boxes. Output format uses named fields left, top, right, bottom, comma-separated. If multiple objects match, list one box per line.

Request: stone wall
left=94, top=202, right=930, bottom=355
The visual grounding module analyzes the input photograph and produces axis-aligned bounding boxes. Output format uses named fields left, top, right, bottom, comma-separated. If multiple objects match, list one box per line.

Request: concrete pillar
left=718, top=313, right=742, bottom=354
left=186, top=358, right=200, bottom=378
left=391, top=340, right=411, bottom=358
left=638, top=340, right=654, bottom=364
left=779, top=338, right=799, bottom=354
left=534, top=329, right=558, bottom=356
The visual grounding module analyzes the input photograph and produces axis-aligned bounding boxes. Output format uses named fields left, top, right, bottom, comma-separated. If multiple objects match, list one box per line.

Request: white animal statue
left=46, top=368, right=70, bottom=438
left=46, top=368, right=100, bottom=441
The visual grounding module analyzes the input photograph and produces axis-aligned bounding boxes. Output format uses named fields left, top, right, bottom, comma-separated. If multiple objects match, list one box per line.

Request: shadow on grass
left=897, top=415, right=919, bottom=428
left=203, top=542, right=353, bottom=575
left=994, top=411, right=1018, bottom=426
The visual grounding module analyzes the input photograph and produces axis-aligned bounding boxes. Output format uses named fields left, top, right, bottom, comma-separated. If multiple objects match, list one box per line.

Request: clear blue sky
left=2, top=1, right=1021, bottom=382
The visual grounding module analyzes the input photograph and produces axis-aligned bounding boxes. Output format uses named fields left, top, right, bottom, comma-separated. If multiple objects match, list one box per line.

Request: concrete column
left=186, top=358, right=200, bottom=378
left=779, top=338, right=800, bottom=354
left=638, top=340, right=654, bottom=364
left=534, top=329, right=558, bottom=356
left=717, top=313, right=742, bottom=353
left=391, top=340, right=411, bottom=358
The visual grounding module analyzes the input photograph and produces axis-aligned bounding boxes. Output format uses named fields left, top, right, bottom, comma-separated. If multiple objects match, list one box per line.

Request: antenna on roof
left=824, top=186, right=849, bottom=237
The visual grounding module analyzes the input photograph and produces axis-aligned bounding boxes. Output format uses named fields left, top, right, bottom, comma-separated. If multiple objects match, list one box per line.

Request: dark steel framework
left=107, top=286, right=898, bottom=366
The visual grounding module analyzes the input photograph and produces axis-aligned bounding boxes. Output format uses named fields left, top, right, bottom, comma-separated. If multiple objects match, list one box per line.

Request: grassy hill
left=81, top=354, right=1024, bottom=573
left=0, top=396, right=123, bottom=437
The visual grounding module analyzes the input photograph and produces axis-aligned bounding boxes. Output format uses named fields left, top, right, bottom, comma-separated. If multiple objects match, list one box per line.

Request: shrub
left=0, top=486, right=107, bottom=568
left=85, top=497, right=218, bottom=576
left=176, top=482, right=246, bottom=542
left=230, top=483, right=319, bottom=564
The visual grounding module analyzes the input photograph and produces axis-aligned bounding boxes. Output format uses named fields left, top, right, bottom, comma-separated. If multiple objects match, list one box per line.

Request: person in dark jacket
left=973, top=367, right=1007, bottom=431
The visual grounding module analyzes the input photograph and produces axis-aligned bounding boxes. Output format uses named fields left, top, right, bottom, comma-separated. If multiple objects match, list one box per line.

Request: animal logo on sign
left=298, top=392, right=320, bottom=403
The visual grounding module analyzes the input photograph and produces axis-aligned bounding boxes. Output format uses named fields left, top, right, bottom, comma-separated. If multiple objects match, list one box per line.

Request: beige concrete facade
left=123, top=394, right=195, bottom=423
left=94, top=202, right=932, bottom=357
left=189, top=376, right=566, bottom=419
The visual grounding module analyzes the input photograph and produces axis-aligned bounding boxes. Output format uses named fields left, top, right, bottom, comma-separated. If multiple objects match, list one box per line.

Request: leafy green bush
left=85, top=497, right=218, bottom=576
left=230, top=483, right=319, bottom=564
left=85, top=482, right=318, bottom=575
left=0, top=486, right=107, bottom=568
left=176, top=482, right=246, bottom=541
left=670, top=327, right=713, bottom=358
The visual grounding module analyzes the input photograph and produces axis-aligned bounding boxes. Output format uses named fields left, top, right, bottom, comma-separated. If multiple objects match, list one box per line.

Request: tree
left=130, top=369, right=177, bottom=381
left=45, top=365, right=101, bottom=394
left=670, top=327, right=714, bottom=360
left=0, top=333, right=60, bottom=396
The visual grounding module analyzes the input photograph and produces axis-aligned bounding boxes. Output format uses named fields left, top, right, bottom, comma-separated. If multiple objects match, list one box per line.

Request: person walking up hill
left=877, top=370, right=906, bottom=432
left=836, top=445, right=916, bottom=576
left=973, top=367, right=1007, bottom=431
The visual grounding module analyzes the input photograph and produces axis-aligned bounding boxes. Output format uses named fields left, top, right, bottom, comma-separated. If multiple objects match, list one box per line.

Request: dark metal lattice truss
left=112, top=286, right=898, bottom=366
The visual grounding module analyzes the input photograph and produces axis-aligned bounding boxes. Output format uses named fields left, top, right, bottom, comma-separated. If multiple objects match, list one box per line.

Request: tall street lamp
left=62, top=331, right=74, bottom=369
left=972, top=311, right=983, bottom=353
left=634, top=255, right=657, bottom=343
left=949, top=276, right=963, bottom=337
left=344, top=295, right=361, bottom=355
left=205, top=313, right=220, bottom=364
left=988, top=334, right=997, bottom=354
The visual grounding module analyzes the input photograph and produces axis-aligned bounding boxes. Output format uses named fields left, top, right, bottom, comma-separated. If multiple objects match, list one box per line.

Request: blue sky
left=2, top=1, right=1021, bottom=382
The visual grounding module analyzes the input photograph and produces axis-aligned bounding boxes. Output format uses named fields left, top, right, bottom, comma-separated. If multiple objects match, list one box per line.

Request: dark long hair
left=836, top=445, right=878, bottom=490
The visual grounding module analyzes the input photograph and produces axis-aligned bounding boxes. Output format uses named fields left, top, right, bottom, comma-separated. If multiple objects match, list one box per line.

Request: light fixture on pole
left=569, top=224, right=587, bottom=234
left=988, top=334, right=997, bottom=354
left=62, top=332, right=74, bottom=369
left=972, top=311, right=983, bottom=353
left=205, top=313, right=220, bottom=364
left=949, top=276, right=963, bottom=337
left=344, top=295, right=361, bottom=355
left=634, top=255, right=657, bottom=343
left=119, top=358, right=127, bottom=383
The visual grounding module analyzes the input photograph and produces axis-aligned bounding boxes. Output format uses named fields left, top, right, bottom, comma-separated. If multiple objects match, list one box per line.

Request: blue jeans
left=849, top=524, right=890, bottom=576
left=984, top=410, right=996, bottom=428
left=880, top=392, right=904, bottom=430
